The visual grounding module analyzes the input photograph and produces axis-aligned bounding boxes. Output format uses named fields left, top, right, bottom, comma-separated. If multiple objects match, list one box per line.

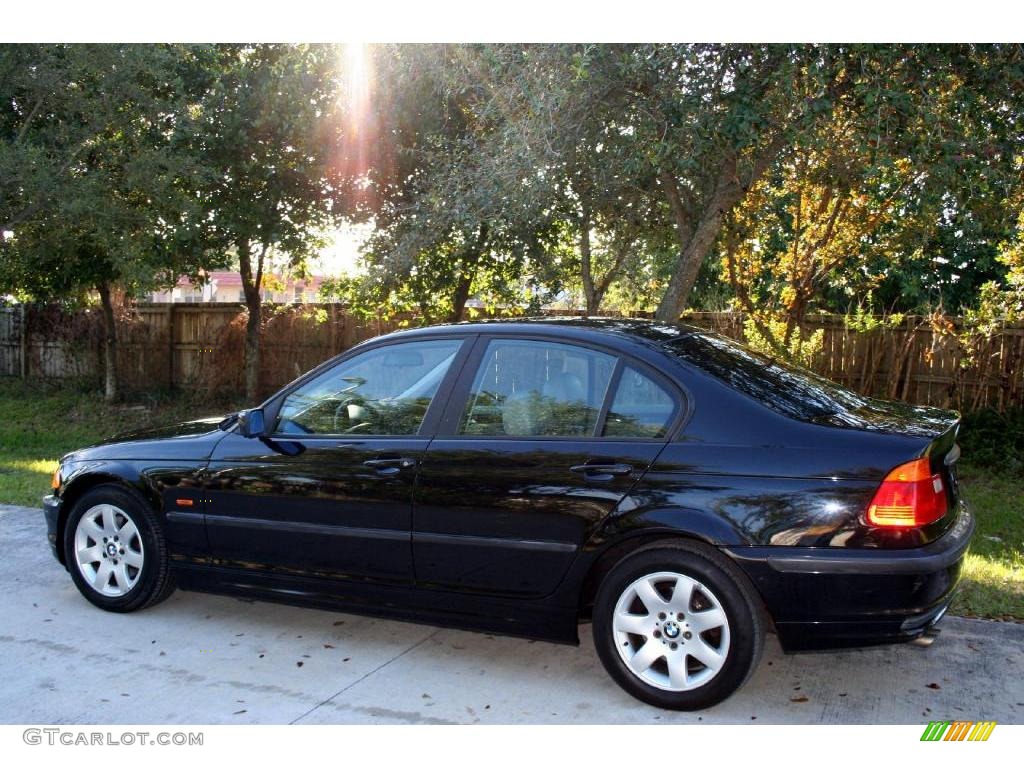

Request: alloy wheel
left=612, top=570, right=731, bottom=692
left=73, top=504, right=145, bottom=597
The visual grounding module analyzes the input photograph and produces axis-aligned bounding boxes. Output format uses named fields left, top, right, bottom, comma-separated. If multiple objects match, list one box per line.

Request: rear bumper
left=42, top=494, right=64, bottom=565
left=724, top=506, right=974, bottom=651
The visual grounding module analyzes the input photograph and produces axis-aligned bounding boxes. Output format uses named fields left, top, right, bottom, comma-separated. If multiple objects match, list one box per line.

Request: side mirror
left=237, top=408, right=266, bottom=438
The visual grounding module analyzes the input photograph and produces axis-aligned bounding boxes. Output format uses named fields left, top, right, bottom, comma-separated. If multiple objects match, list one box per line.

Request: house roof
left=174, top=271, right=325, bottom=290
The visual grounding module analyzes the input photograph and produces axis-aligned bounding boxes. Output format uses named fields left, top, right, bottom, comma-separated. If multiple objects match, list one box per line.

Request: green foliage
left=960, top=408, right=1024, bottom=475
left=742, top=315, right=824, bottom=367
left=844, top=305, right=907, bottom=333
left=174, top=44, right=344, bottom=276
left=0, top=44, right=219, bottom=300
left=3, top=43, right=1024, bottom=360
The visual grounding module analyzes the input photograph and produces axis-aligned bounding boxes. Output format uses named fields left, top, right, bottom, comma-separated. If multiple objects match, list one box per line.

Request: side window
left=603, top=365, right=677, bottom=438
left=460, top=339, right=615, bottom=437
left=274, top=339, right=462, bottom=436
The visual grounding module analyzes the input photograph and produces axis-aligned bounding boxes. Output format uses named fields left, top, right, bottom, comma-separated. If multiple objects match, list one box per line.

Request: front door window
left=275, top=339, right=462, bottom=436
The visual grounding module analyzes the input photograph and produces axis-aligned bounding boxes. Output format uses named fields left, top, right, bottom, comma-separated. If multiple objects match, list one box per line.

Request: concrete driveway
left=1, top=503, right=1021, bottom=725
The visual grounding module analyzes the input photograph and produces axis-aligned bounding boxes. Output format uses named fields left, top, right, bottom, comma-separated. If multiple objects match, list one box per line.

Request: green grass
left=0, top=378, right=242, bottom=507
left=950, top=465, right=1024, bottom=621
left=0, top=378, right=1020, bottom=621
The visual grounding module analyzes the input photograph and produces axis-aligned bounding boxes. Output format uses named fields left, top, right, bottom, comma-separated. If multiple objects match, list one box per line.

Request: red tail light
left=867, top=458, right=948, bottom=528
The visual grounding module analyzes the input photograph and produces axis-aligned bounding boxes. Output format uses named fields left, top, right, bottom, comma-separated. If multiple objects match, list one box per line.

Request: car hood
left=62, top=415, right=230, bottom=463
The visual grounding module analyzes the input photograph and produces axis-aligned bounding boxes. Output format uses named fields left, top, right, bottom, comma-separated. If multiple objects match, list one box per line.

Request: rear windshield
left=664, top=332, right=870, bottom=422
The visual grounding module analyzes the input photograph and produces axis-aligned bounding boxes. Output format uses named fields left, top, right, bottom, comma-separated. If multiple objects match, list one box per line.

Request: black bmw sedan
left=42, top=318, right=972, bottom=710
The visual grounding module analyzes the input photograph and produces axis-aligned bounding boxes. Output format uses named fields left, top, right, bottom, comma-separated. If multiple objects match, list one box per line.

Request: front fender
left=53, top=459, right=209, bottom=566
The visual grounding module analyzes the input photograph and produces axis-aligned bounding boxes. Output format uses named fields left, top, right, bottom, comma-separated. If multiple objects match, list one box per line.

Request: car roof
left=378, top=316, right=702, bottom=348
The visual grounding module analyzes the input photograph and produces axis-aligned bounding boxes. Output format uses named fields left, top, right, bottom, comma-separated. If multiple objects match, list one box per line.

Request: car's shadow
left=116, top=586, right=1024, bottom=724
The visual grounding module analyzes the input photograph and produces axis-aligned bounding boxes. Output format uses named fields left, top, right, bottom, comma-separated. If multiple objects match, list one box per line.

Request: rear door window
left=459, top=339, right=616, bottom=437
left=603, top=365, right=678, bottom=438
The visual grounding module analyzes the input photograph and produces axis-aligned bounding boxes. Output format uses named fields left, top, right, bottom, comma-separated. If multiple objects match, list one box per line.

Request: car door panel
left=411, top=335, right=682, bottom=598
left=201, top=336, right=470, bottom=584
left=205, top=434, right=425, bottom=581
left=413, top=439, right=665, bottom=596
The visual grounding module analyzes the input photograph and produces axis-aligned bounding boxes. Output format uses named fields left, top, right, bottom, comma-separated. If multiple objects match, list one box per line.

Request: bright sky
left=310, top=222, right=372, bottom=276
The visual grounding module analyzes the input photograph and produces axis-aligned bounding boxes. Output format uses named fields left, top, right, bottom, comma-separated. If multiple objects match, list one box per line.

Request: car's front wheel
left=64, top=485, right=176, bottom=612
left=593, top=540, right=764, bottom=710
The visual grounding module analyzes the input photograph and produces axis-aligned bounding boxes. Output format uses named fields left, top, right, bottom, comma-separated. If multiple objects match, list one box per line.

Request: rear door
left=412, top=335, right=683, bottom=597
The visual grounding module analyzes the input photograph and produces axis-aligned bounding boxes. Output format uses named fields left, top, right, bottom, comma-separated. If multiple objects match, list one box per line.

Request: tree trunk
left=238, top=239, right=265, bottom=401
left=655, top=133, right=789, bottom=322
left=449, top=223, right=489, bottom=323
left=97, top=281, right=118, bottom=403
left=579, top=211, right=598, bottom=315
left=654, top=158, right=740, bottom=322
left=450, top=274, right=474, bottom=324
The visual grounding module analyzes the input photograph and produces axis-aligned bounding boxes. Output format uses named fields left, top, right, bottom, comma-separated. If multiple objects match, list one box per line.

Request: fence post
left=19, top=304, right=27, bottom=379
left=328, top=303, right=337, bottom=354
left=167, top=303, right=175, bottom=389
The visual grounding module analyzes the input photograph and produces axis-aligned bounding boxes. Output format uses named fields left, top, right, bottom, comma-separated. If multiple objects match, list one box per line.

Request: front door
left=413, top=336, right=681, bottom=597
left=204, top=337, right=468, bottom=584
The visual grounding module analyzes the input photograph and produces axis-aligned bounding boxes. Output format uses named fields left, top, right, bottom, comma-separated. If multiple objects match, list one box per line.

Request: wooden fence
left=1, top=303, right=1022, bottom=412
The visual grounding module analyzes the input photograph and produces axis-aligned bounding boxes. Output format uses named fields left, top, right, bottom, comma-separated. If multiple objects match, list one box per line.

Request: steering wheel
left=332, top=395, right=378, bottom=434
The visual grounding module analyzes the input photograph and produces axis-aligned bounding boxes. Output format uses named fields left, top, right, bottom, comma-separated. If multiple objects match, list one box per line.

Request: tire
left=63, top=484, right=176, bottom=612
left=592, top=540, right=764, bottom=710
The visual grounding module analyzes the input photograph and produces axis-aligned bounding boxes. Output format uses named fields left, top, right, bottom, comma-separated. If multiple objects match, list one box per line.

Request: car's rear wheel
left=593, top=540, right=764, bottom=710
left=64, top=485, right=176, bottom=612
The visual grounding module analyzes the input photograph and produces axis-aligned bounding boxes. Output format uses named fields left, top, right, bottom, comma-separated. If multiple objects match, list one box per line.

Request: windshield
left=664, top=332, right=871, bottom=423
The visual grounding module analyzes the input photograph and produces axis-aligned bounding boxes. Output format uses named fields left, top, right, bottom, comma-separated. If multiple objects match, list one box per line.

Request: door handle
left=363, top=457, right=417, bottom=476
left=570, top=463, right=634, bottom=481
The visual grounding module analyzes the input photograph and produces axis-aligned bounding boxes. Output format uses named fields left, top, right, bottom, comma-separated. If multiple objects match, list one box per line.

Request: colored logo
left=920, top=721, right=996, bottom=741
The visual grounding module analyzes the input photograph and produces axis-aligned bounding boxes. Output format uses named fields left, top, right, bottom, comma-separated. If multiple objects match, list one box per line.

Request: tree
left=177, top=44, right=344, bottom=400
left=333, top=45, right=561, bottom=323
left=720, top=45, right=1024, bottom=358
left=417, top=44, right=1024, bottom=324
left=0, top=44, right=218, bottom=400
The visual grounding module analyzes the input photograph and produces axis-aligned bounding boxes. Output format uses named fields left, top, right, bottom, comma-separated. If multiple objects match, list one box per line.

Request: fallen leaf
left=926, top=683, right=941, bottom=690
left=791, top=696, right=809, bottom=703
left=323, top=644, right=335, bottom=649
left=233, top=710, right=247, bottom=715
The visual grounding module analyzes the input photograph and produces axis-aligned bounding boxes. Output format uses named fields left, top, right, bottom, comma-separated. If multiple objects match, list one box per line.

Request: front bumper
left=725, top=507, right=974, bottom=651
left=42, top=494, right=64, bottom=565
